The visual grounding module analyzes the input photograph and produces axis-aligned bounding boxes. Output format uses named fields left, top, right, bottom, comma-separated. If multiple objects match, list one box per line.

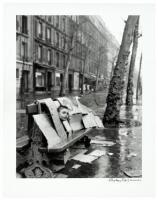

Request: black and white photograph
left=16, top=14, right=142, bottom=178
left=1, top=1, right=156, bottom=198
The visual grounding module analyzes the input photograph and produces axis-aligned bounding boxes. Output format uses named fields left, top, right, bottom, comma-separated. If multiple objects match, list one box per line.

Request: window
left=63, top=54, right=65, bottom=67
left=48, top=16, right=51, bottom=23
left=71, top=15, right=77, bottom=22
left=47, top=49, right=51, bottom=64
left=63, top=17, right=66, bottom=32
left=56, top=32, right=59, bottom=46
left=16, top=68, right=19, bottom=79
left=56, top=73, right=61, bottom=86
left=23, top=70, right=29, bottom=92
left=38, top=22, right=42, bottom=38
left=56, top=52, right=59, bottom=67
left=21, top=42, right=27, bottom=60
left=56, top=16, right=59, bottom=27
left=16, top=16, right=19, bottom=31
left=35, top=71, right=45, bottom=88
left=62, top=37, right=66, bottom=49
left=22, top=16, right=28, bottom=34
left=38, top=45, right=42, bottom=60
left=46, top=28, right=51, bottom=41
left=47, top=72, right=52, bottom=91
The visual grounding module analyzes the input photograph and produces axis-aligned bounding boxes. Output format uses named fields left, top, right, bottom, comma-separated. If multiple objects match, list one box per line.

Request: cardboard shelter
left=27, top=97, right=104, bottom=151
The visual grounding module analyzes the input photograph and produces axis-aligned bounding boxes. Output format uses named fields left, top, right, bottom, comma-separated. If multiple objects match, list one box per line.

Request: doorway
left=23, top=70, right=29, bottom=92
left=47, top=72, right=52, bottom=91
left=68, top=74, right=73, bottom=92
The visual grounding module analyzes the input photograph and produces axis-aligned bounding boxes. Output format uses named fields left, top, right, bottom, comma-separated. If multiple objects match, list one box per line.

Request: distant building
left=16, top=15, right=119, bottom=99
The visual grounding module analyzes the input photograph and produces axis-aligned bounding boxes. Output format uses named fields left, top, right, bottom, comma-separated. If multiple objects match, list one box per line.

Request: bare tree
left=126, top=17, right=140, bottom=105
left=103, top=16, right=139, bottom=125
left=59, top=16, right=88, bottom=97
left=110, top=55, right=118, bottom=79
left=95, top=46, right=106, bottom=92
left=80, top=34, right=94, bottom=94
left=136, top=53, right=142, bottom=101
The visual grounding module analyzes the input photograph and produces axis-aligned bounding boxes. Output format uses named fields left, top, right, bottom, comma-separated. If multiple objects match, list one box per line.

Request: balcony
left=21, top=56, right=30, bottom=62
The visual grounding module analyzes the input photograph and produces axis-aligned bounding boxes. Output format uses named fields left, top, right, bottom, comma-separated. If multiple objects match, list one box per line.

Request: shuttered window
left=22, top=15, right=28, bottom=34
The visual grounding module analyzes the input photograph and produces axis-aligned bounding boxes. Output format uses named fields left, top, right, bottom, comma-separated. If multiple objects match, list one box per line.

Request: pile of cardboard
left=54, top=97, right=104, bottom=133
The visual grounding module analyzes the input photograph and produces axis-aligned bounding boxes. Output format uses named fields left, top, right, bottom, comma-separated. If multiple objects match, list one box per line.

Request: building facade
left=16, top=15, right=119, bottom=99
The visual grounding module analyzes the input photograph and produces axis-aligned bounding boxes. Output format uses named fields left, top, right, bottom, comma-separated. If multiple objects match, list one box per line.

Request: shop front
left=34, top=63, right=55, bottom=93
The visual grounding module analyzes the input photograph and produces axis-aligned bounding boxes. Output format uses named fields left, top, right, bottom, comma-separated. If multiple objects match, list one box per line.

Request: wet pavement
left=53, top=104, right=142, bottom=178
left=54, top=126, right=141, bottom=178
left=16, top=91, right=142, bottom=178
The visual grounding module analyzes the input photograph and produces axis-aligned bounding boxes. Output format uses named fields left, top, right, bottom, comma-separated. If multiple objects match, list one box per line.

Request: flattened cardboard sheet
left=33, top=114, right=61, bottom=149
left=39, top=98, right=67, bottom=140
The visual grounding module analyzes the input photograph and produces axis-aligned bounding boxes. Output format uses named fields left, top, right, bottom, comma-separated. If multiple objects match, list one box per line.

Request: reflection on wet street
left=55, top=105, right=142, bottom=178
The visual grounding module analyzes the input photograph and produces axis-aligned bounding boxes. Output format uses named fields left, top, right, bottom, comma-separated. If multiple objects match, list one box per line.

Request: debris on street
left=127, top=152, right=137, bottom=158
left=54, top=173, right=68, bottom=178
left=107, top=152, right=114, bottom=156
left=90, top=140, right=116, bottom=146
left=72, top=164, right=81, bottom=169
left=88, top=149, right=106, bottom=157
left=72, top=153, right=97, bottom=163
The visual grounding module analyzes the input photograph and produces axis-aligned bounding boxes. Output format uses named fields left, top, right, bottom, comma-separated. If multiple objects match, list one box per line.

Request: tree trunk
left=136, top=53, right=142, bottom=101
left=95, top=46, right=104, bottom=92
left=59, top=52, right=71, bottom=97
left=80, top=60, right=86, bottom=95
left=20, top=57, right=25, bottom=108
left=59, top=36, right=75, bottom=97
left=95, top=64, right=100, bottom=92
left=103, top=16, right=139, bottom=125
left=126, top=17, right=139, bottom=106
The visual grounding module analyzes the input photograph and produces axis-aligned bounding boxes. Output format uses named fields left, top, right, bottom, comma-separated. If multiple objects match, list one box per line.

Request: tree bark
left=80, top=60, right=85, bottom=95
left=80, top=44, right=91, bottom=94
left=95, top=46, right=105, bottom=92
left=136, top=53, right=142, bottom=101
left=59, top=36, right=75, bottom=97
left=59, top=18, right=89, bottom=97
left=103, top=16, right=139, bottom=125
left=126, top=17, right=139, bottom=105
left=95, top=63, right=100, bottom=92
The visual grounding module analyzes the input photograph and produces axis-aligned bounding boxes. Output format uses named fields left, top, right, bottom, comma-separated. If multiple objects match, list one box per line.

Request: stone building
left=16, top=15, right=34, bottom=96
left=16, top=15, right=119, bottom=100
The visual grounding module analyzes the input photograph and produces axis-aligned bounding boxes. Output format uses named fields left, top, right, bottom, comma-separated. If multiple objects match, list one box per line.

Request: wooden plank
left=33, top=114, right=62, bottom=149
left=39, top=98, right=67, bottom=140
